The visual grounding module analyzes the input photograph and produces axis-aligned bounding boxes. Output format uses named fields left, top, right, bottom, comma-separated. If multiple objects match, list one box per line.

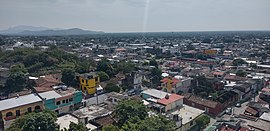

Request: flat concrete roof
left=171, top=104, right=205, bottom=125
left=38, top=90, right=62, bottom=100
left=57, top=114, right=78, bottom=130
left=73, top=105, right=112, bottom=120
left=0, top=93, right=42, bottom=111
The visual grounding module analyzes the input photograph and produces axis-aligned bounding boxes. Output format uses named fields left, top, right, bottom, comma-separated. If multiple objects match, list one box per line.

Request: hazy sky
left=0, top=0, right=270, bottom=32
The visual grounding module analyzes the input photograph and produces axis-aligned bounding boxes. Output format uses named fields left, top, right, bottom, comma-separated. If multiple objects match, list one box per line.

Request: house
left=0, top=93, right=44, bottom=129
left=233, top=82, right=253, bottom=100
left=38, top=86, right=82, bottom=115
left=72, top=105, right=112, bottom=125
left=204, top=120, right=248, bottom=131
left=33, top=74, right=62, bottom=93
left=212, top=71, right=225, bottom=79
left=122, top=71, right=143, bottom=91
left=170, top=105, right=204, bottom=131
left=161, top=76, right=192, bottom=94
left=141, top=89, right=170, bottom=100
left=183, top=94, right=224, bottom=116
left=106, top=92, right=127, bottom=105
left=157, top=94, right=184, bottom=112
left=77, top=72, right=100, bottom=95
left=56, top=114, right=98, bottom=131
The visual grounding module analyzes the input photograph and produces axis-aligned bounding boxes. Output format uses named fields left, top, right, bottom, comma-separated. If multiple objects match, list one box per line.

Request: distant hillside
left=0, top=25, right=51, bottom=34
left=16, top=28, right=104, bottom=36
left=0, top=26, right=104, bottom=36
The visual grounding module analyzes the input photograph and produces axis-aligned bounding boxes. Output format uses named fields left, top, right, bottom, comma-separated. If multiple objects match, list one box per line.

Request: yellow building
left=0, top=93, right=44, bottom=129
left=77, top=73, right=100, bottom=95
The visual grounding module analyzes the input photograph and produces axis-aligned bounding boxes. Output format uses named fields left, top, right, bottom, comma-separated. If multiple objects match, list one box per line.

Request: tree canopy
left=232, top=59, right=247, bottom=66
left=68, top=122, right=88, bottom=131
left=97, top=71, right=110, bottom=82
left=7, top=110, right=58, bottom=131
left=105, top=83, right=120, bottom=93
left=195, top=114, right=210, bottom=129
left=115, top=99, right=148, bottom=126
left=61, top=68, right=76, bottom=86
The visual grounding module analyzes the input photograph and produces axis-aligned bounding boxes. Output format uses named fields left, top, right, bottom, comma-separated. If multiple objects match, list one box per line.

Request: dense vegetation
left=0, top=46, right=96, bottom=76
left=6, top=110, right=58, bottom=131
left=103, top=99, right=176, bottom=131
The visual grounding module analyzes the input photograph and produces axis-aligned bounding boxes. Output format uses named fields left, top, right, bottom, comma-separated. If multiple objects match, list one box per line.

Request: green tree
left=149, top=59, right=158, bottom=68
left=97, top=71, right=110, bottom=82
left=5, top=72, right=28, bottom=93
left=139, top=116, right=176, bottom=131
left=10, top=64, right=28, bottom=74
left=121, top=116, right=141, bottom=131
left=7, top=110, right=58, bottom=131
left=150, top=67, right=162, bottom=87
left=232, top=59, right=247, bottom=66
left=105, top=83, right=120, bottom=93
left=102, top=125, right=119, bottom=131
left=116, top=61, right=136, bottom=74
left=115, top=99, right=148, bottom=126
left=97, top=59, right=114, bottom=76
left=236, top=70, right=247, bottom=77
left=195, top=115, right=210, bottom=129
left=68, top=122, right=88, bottom=131
left=61, top=68, right=76, bottom=86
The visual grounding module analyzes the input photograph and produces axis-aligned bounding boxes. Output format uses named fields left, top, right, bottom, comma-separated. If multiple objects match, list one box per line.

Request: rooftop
left=0, top=93, right=42, bottom=111
left=157, top=94, right=184, bottom=106
left=141, top=89, right=170, bottom=99
left=171, top=104, right=204, bottom=125
left=38, top=90, right=62, bottom=100
left=73, top=105, right=112, bottom=120
left=57, top=114, right=78, bottom=130
left=77, top=72, right=98, bottom=80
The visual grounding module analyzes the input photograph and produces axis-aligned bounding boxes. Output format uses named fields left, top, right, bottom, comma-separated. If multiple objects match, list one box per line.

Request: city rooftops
left=0, top=93, right=42, bottom=111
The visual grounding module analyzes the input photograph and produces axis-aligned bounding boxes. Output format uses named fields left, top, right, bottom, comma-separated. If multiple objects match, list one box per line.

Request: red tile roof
left=157, top=94, right=184, bottom=105
left=160, top=77, right=181, bottom=85
left=219, top=126, right=236, bottom=131
left=262, top=88, right=270, bottom=92
left=213, top=71, right=225, bottom=76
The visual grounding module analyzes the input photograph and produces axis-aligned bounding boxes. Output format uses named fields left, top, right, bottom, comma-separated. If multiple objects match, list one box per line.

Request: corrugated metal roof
left=0, top=93, right=42, bottom=111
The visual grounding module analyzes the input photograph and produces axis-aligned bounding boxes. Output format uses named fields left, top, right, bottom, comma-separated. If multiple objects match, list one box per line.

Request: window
left=95, top=77, right=99, bottom=82
left=69, top=98, right=73, bottom=102
left=65, top=99, right=68, bottom=103
left=56, top=101, right=61, bottom=105
left=34, top=106, right=41, bottom=111
left=6, top=112, right=13, bottom=117
left=16, top=110, right=20, bottom=117
left=62, top=100, right=66, bottom=104
left=27, top=107, right=32, bottom=113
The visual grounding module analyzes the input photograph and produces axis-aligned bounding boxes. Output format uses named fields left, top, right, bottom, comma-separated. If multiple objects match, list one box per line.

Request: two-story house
left=0, top=93, right=43, bottom=129
left=38, top=86, right=82, bottom=114
left=77, top=73, right=100, bottom=95
left=161, top=76, right=192, bottom=94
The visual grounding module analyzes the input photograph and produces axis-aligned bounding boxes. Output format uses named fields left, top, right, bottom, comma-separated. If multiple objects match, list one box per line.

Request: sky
left=0, top=0, right=270, bottom=32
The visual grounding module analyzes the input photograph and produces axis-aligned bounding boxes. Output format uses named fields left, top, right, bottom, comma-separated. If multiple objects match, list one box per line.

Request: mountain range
left=0, top=25, right=104, bottom=36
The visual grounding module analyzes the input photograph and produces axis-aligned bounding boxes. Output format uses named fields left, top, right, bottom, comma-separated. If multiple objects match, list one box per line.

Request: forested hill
left=0, top=46, right=96, bottom=76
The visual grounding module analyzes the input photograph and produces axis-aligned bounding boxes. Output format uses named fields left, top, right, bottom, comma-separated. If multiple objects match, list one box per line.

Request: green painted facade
left=44, top=91, right=82, bottom=111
